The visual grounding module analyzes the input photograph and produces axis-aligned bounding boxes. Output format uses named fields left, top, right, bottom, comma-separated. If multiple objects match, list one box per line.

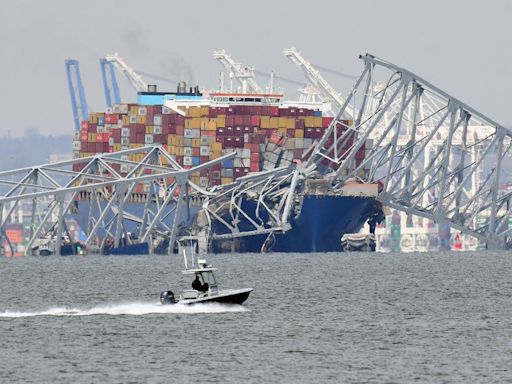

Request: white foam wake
left=0, top=302, right=249, bottom=318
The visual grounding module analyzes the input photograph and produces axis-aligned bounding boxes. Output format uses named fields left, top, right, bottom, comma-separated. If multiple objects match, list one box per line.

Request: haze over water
left=1, top=251, right=511, bottom=383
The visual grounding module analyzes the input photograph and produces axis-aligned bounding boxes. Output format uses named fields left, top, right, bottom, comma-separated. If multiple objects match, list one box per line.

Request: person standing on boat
left=192, top=275, right=202, bottom=291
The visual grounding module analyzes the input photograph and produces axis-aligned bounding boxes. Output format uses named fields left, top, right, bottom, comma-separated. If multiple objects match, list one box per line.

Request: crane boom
left=64, top=59, right=89, bottom=131
left=104, top=53, right=148, bottom=92
left=213, top=50, right=263, bottom=93
left=283, top=47, right=355, bottom=117
left=100, top=58, right=121, bottom=107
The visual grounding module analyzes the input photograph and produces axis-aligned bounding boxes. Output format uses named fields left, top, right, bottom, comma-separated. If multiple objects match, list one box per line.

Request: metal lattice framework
left=311, top=54, right=512, bottom=248
left=193, top=165, right=302, bottom=250
left=0, top=146, right=234, bottom=256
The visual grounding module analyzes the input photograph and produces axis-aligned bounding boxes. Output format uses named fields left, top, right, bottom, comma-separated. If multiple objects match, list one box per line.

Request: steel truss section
left=0, top=145, right=234, bottom=256
left=192, top=165, right=304, bottom=250
left=310, top=53, right=512, bottom=248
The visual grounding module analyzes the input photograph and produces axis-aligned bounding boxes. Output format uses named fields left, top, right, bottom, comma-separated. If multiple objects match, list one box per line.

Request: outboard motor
left=160, top=290, right=176, bottom=305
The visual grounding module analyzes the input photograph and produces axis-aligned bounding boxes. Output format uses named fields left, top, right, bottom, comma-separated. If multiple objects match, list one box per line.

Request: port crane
left=99, top=58, right=121, bottom=108
left=65, top=59, right=89, bottom=131
left=213, top=50, right=263, bottom=93
left=104, top=53, right=148, bottom=92
left=283, top=47, right=355, bottom=118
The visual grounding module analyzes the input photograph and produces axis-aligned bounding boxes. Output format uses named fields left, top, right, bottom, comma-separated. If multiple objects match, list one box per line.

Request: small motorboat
left=160, top=237, right=253, bottom=305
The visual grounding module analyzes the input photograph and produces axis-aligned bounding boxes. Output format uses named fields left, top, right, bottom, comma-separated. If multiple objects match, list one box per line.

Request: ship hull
left=73, top=194, right=377, bottom=254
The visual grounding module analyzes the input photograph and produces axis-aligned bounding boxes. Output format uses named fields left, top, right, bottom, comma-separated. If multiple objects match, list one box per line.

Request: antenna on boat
left=182, top=248, right=188, bottom=269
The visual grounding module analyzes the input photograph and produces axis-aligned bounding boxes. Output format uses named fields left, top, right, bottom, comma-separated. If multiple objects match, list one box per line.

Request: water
left=1, top=251, right=512, bottom=383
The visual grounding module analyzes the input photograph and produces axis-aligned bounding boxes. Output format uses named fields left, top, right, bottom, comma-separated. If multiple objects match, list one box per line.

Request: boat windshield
left=197, top=271, right=217, bottom=288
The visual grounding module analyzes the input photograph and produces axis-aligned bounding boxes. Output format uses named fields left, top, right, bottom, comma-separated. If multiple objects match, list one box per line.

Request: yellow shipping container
left=207, top=120, right=217, bottom=131
left=122, top=115, right=130, bottom=125
left=314, top=116, right=322, bottom=127
left=278, top=128, right=288, bottom=136
left=216, top=115, right=226, bottom=128
left=167, top=134, right=175, bottom=146
left=287, top=119, right=296, bottom=129
left=192, top=138, right=201, bottom=147
left=211, top=142, right=222, bottom=151
left=176, top=147, right=184, bottom=156
left=295, top=129, right=304, bottom=139
left=175, top=136, right=184, bottom=147
left=221, top=177, right=233, bottom=185
left=113, top=144, right=121, bottom=152
left=137, top=115, right=146, bottom=124
left=185, top=118, right=201, bottom=129
left=304, top=116, right=315, bottom=127
left=190, top=107, right=201, bottom=118
left=145, top=126, right=153, bottom=134
left=260, top=116, right=270, bottom=129
left=88, top=133, right=96, bottom=142
left=278, top=117, right=288, bottom=128
left=269, top=117, right=279, bottom=129
left=130, top=106, right=139, bottom=115
left=168, top=146, right=176, bottom=155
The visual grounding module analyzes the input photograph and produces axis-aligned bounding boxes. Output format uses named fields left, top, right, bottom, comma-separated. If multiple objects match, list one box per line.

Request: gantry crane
left=99, top=58, right=121, bottom=108
left=283, top=47, right=355, bottom=117
left=213, top=50, right=263, bottom=93
left=65, top=59, right=89, bottom=131
left=104, top=53, right=148, bottom=92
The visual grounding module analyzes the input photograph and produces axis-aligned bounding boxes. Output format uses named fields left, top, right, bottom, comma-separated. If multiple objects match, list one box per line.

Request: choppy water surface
left=1, top=251, right=512, bottom=383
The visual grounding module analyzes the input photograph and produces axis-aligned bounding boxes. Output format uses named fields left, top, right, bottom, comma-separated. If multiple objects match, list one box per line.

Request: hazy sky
left=1, top=0, right=511, bottom=137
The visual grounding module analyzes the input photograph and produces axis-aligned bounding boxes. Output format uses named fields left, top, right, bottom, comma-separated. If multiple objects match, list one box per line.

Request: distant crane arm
left=213, top=50, right=263, bottom=93
left=105, top=53, right=148, bottom=92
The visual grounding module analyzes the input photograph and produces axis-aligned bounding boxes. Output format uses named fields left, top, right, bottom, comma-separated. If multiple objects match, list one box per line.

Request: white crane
left=213, top=50, right=263, bottom=93
left=105, top=53, right=148, bottom=92
left=283, top=47, right=355, bottom=118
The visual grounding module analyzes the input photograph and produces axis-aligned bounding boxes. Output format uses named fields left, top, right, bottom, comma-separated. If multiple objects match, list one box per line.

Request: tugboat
left=160, top=237, right=253, bottom=305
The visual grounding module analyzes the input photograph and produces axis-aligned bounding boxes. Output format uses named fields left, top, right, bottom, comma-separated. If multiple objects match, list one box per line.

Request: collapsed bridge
left=0, top=54, right=510, bottom=254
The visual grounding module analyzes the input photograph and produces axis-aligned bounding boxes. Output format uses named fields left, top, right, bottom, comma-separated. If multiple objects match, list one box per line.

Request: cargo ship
left=72, top=82, right=383, bottom=253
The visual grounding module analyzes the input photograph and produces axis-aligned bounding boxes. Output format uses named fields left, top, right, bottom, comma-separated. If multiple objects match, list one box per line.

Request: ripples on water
left=1, top=251, right=512, bottom=383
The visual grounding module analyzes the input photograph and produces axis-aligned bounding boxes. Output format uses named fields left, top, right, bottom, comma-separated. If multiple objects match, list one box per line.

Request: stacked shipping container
left=73, top=103, right=365, bottom=188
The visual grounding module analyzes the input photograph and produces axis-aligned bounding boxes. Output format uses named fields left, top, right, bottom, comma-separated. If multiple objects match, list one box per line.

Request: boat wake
left=0, top=301, right=249, bottom=318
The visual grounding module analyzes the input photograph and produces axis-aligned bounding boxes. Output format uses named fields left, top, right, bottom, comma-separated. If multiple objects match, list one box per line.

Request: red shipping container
left=250, top=115, right=260, bottom=125
left=241, top=116, right=251, bottom=125
left=176, top=125, right=184, bottom=136
left=176, top=115, right=185, bottom=125
left=233, top=126, right=244, bottom=137
left=136, top=133, right=145, bottom=143
left=322, top=117, right=333, bottom=128
left=81, top=121, right=89, bottom=130
left=88, top=124, right=97, bottom=133
left=250, top=153, right=260, bottom=162
left=250, top=162, right=259, bottom=172
left=192, top=148, right=200, bottom=157
left=200, top=156, right=209, bottom=163
left=234, top=116, right=243, bottom=125
left=287, top=129, right=295, bottom=138
left=269, top=106, right=279, bottom=116
left=169, top=124, right=177, bottom=134
left=226, top=116, right=234, bottom=126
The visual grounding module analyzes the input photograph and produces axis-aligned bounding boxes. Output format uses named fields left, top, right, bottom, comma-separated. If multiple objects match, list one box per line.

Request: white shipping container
left=121, top=137, right=130, bottom=145
left=145, top=134, right=154, bottom=144
left=120, top=164, right=128, bottom=173
left=199, top=177, right=208, bottom=187
left=138, top=106, right=147, bottom=116
left=97, top=126, right=105, bottom=133
left=184, top=138, right=192, bottom=147
left=190, top=129, right=201, bottom=138
left=121, top=128, right=130, bottom=137
left=112, top=105, right=121, bottom=113
left=120, top=104, right=129, bottom=114
left=162, top=106, right=171, bottom=114
left=121, top=155, right=128, bottom=161
left=73, top=131, right=80, bottom=140
left=121, top=145, right=129, bottom=151
left=200, top=146, right=210, bottom=156
left=72, top=140, right=81, bottom=150
left=200, top=137, right=210, bottom=146
left=184, top=128, right=193, bottom=138
left=183, top=156, right=193, bottom=166
left=242, top=148, right=250, bottom=158
left=109, top=137, right=114, bottom=146
left=129, top=115, right=137, bottom=123
left=184, top=147, right=193, bottom=156
left=153, top=115, right=162, bottom=125
left=106, top=107, right=113, bottom=114
left=154, top=126, right=162, bottom=134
